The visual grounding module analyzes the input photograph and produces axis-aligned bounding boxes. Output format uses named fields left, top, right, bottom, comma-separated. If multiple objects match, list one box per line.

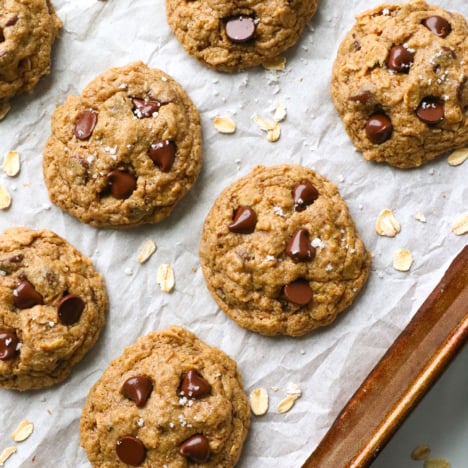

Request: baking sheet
left=0, top=0, right=467, bottom=466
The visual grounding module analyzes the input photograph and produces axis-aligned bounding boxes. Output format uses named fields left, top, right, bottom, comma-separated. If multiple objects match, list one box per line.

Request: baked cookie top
left=0, top=227, right=107, bottom=391
left=199, top=165, right=371, bottom=337
left=0, top=0, right=62, bottom=119
left=165, top=0, right=319, bottom=72
left=331, top=1, right=468, bottom=168
left=43, top=62, right=203, bottom=228
left=80, top=326, right=250, bottom=467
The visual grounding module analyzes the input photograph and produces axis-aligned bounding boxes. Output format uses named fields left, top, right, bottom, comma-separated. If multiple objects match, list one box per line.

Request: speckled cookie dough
left=331, top=1, right=468, bottom=168
left=80, top=326, right=250, bottom=467
left=199, top=165, right=371, bottom=337
left=165, top=0, right=319, bottom=72
left=0, top=0, right=62, bottom=119
left=0, top=227, right=107, bottom=391
left=43, top=62, right=202, bottom=228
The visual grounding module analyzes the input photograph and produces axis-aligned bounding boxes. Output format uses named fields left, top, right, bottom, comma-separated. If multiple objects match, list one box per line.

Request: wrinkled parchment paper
left=0, top=0, right=467, bottom=466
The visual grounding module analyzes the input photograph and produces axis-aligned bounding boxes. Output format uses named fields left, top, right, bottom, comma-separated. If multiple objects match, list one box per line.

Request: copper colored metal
left=303, top=246, right=468, bottom=468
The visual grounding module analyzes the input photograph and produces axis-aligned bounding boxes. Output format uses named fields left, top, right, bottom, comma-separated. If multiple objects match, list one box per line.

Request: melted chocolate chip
left=179, top=434, right=211, bottom=463
left=0, top=331, right=19, bottom=361
left=285, top=229, right=316, bottom=262
left=387, top=45, right=414, bottom=73
left=180, top=370, right=211, bottom=399
left=121, top=376, right=153, bottom=407
left=116, top=436, right=146, bottom=466
left=74, top=110, right=97, bottom=140
left=147, top=140, right=176, bottom=172
left=5, top=15, right=19, bottom=27
left=283, top=280, right=313, bottom=306
left=228, top=206, right=257, bottom=234
left=0, top=29, right=4, bottom=43
left=106, top=170, right=137, bottom=199
left=416, top=97, right=445, bottom=124
left=293, top=182, right=319, bottom=212
left=131, top=98, right=161, bottom=118
left=225, top=16, right=256, bottom=43
left=13, top=280, right=43, bottom=309
left=57, top=294, right=85, bottom=325
left=365, top=114, right=393, bottom=144
left=349, top=90, right=372, bottom=104
left=422, top=16, right=451, bottom=38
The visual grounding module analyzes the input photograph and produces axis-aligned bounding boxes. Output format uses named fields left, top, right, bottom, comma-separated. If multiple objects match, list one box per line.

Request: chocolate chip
left=179, top=434, right=211, bottom=463
left=0, top=331, right=19, bottom=361
left=180, top=370, right=211, bottom=399
left=349, top=90, right=372, bottom=104
left=131, top=98, right=161, bottom=118
left=13, top=280, right=44, bottom=309
left=5, top=15, right=19, bottom=27
left=0, top=29, right=4, bottom=43
left=121, top=376, right=153, bottom=407
left=293, top=182, right=319, bottom=212
left=106, top=170, right=137, bottom=199
left=116, top=436, right=146, bottom=466
left=147, top=140, right=176, bottom=172
left=74, top=110, right=97, bottom=140
left=228, top=206, right=257, bottom=234
left=416, top=97, right=445, bottom=124
left=225, top=16, right=256, bottom=43
left=365, top=114, right=393, bottom=144
left=387, top=45, right=414, bottom=73
left=352, top=40, right=361, bottom=52
left=422, top=16, right=451, bottom=38
left=57, top=294, right=85, bottom=325
left=283, top=280, right=313, bottom=306
left=285, top=229, right=316, bottom=262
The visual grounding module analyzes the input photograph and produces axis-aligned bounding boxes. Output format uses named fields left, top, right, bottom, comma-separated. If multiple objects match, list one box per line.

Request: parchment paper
left=0, top=0, right=466, bottom=466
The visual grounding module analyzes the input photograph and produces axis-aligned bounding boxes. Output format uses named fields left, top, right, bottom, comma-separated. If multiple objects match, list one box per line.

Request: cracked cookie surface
left=43, top=62, right=202, bottom=228
left=80, top=326, right=250, bottom=468
left=332, top=1, right=468, bottom=169
left=165, top=0, right=319, bottom=71
left=199, top=165, right=371, bottom=337
left=0, top=227, right=107, bottom=391
left=0, top=0, right=62, bottom=119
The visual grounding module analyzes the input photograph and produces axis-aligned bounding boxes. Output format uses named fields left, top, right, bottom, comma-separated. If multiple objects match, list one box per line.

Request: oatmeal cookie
left=331, top=1, right=468, bottom=168
left=0, top=227, right=107, bottom=391
left=199, top=165, right=371, bottom=337
left=165, top=0, right=319, bottom=72
left=0, top=0, right=62, bottom=119
left=80, top=326, right=250, bottom=467
left=43, top=62, right=202, bottom=228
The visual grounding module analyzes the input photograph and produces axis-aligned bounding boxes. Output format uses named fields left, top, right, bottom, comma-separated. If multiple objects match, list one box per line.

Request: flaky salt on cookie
left=199, top=164, right=371, bottom=336
left=332, top=1, right=468, bottom=168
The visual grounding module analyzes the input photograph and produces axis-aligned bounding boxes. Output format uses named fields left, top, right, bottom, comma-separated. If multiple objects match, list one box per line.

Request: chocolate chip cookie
left=199, top=165, right=371, bottom=337
left=0, top=0, right=62, bottom=119
left=331, top=1, right=468, bottom=168
left=43, top=62, right=202, bottom=228
left=80, top=326, right=250, bottom=467
left=165, top=0, right=319, bottom=71
left=0, top=227, right=107, bottom=391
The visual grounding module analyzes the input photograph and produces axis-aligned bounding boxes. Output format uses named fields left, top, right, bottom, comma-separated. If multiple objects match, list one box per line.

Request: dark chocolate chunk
left=228, top=206, right=257, bottom=234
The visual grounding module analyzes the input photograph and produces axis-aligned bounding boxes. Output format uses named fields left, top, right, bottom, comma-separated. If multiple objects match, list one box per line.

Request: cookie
left=331, top=1, right=468, bottom=169
left=165, top=0, right=319, bottom=72
left=0, top=0, right=62, bottom=119
left=43, top=61, right=203, bottom=228
left=80, top=326, right=250, bottom=467
left=199, top=165, right=371, bottom=337
left=0, top=227, right=107, bottom=391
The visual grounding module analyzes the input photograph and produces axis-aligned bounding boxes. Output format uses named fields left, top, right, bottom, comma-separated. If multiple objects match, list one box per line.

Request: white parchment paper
left=0, top=0, right=467, bottom=466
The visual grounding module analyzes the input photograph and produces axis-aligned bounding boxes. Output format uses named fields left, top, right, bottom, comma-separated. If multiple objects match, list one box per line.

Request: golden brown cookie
left=43, top=62, right=203, bottom=228
left=199, top=165, right=371, bottom=337
left=0, top=227, right=107, bottom=391
left=331, top=1, right=468, bottom=169
left=0, top=0, right=62, bottom=119
left=80, top=326, right=250, bottom=467
left=165, top=0, right=319, bottom=72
